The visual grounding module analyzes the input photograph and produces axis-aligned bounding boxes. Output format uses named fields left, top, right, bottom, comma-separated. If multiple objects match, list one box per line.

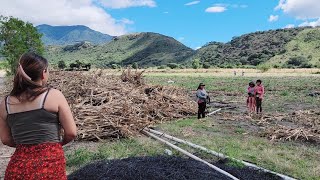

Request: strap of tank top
left=40, top=89, right=51, bottom=109
left=5, top=96, right=10, bottom=114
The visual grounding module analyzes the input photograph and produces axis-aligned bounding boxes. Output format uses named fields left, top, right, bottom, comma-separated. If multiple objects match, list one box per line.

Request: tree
left=167, top=63, right=179, bottom=69
left=192, top=59, right=201, bottom=69
left=58, top=60, right=66, bottom=69
left=132, top=62, right=138, bottom=69
left=0, top=16, right=44, bottom=74
left=202, top=62, right=211, bottom=69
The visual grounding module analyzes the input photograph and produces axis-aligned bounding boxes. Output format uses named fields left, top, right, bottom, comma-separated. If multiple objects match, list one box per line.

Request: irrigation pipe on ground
left=145, top=128, right=296, bottom=180
left=142, top=130, right=240, bottom=180
left=207, top=108, right=222, bottom=116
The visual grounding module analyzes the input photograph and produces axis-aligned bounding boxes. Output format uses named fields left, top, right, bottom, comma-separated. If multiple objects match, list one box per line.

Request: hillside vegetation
left=45, top=32, right=195, bottom=68
left=44, top=26, right=320, bottom=68
left=196, top=27, right=309, bottom=66
left=37, top=24, right=113, bottom=45
left=268, top=28, right=320, bottom=68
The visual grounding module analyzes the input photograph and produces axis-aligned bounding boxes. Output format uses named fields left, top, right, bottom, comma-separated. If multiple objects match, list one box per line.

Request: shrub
left=273, top=64, right=280, bottom=68
left=202, top=63, right=211, bottom=69
left=287, top=56, right=307, bottom=66
left=58, top=60, right=66, bottom=69
left=167, top=63, right=179, bottom=69
left=111, top=64, right=120, bottom=69
left=192, top=59, right=201, bottom=69
left=257, top=64, right=270, bottom=72
left=158, top=65, right=167, bottom=69
left=132, top=62, right=138, bottom=69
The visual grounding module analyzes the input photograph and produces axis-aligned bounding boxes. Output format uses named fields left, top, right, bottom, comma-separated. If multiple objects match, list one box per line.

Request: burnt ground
left=68, top=156, right=281, bottom=180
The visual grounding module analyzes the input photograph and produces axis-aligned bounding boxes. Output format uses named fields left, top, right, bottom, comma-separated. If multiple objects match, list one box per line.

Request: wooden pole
left=142, top=130, right=239, bottom=180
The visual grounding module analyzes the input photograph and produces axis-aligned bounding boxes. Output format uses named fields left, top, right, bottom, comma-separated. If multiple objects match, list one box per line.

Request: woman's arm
left=261, top=86, right=265, bottom=99
left=52, top=90, right=77, bottom=145
left=0, top=99, right=15, bottom=147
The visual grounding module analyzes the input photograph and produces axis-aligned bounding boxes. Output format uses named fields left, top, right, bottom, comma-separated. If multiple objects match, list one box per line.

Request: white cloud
left=119, top=18, right=134, bottom=25
left=275, top=0, right=320, bottom=19
left=163, top=11, right=169, bottom=14
left=299, top=18, right=320, bottom=27
left=205, top=3, right=247, bottom=13
left=268, top=15, right=279, bottom=22
left=185, top=1, right=200, bottom=6
left=205, top=6, right=227, bottom=13
left=0, top=0, right=133, bottom=36
left=284, top=24, right=295, bottom=28
left=195, top=46, right=201, bottom=50
left=98, top=0, right=156, bottom=9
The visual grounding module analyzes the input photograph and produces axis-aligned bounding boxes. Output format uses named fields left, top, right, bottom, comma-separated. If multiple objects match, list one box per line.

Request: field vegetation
left=63, top=68, right=320, bottom=180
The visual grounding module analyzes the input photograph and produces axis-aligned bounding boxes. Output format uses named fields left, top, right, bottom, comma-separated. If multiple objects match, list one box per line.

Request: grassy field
left=65, top=68, right=320, bottom=180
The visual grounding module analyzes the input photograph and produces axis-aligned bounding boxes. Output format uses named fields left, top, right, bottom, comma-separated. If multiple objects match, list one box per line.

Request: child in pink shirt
left=254, top=79, right=264, bottom=113
left=247, top=82, right=256, bottom=114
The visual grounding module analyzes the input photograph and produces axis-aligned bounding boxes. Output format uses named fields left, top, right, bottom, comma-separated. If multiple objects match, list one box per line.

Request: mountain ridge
left=44, top=32, right=195, bottom=67
left=42, top=25, right=320, bottom=68
left=37, top=24, right=113, bottom=45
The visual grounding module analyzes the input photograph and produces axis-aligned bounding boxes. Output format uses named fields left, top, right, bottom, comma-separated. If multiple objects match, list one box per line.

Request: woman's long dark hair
left=197, top=83, right=204, bottom=90
left=10, top=52, right=49, bottom=102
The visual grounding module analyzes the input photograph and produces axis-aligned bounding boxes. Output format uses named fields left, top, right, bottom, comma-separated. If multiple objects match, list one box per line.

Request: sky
left=1, top=0, right=320, bottom=49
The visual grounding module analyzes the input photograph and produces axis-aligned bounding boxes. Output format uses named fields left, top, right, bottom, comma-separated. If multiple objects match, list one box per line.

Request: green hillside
left=44, top=27, right=320, bottom=68
left=44, top=32, right=195, bottom=68
left=268, top=27, right=320, bottom=68
left=195, top=27, right=310, bottom=67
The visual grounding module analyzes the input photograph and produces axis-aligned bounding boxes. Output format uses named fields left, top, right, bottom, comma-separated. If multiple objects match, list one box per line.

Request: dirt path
left=0, top=143, right=14, bottom=179
left=0, top=71, right=15, bottom=179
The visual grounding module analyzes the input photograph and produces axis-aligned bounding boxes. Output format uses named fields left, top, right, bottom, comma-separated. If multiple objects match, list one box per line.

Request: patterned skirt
left=5, top=143, right=66, bottom=180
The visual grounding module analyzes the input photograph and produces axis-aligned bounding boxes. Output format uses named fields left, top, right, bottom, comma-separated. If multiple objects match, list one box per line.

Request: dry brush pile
left=49, top=69, right=197, bottom=141
left=258, top=110, right=320, bottom=143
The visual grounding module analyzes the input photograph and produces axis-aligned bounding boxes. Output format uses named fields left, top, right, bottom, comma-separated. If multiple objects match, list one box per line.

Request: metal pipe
left=142, top=130, right=239, bottom=180
left=146, top=128, right=296, bottom=180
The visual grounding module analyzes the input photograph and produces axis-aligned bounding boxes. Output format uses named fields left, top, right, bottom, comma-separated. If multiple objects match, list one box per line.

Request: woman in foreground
left=0, top=52, right=77, bottom=180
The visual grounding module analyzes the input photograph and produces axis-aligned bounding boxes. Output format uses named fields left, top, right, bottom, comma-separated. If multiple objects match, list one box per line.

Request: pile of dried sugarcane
left=260, top=110, right=320, bottom=143
left=48, top=69, right=197, bottom=141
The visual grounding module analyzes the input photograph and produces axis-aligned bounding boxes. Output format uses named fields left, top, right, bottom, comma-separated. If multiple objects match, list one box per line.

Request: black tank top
left=5, top=89, right=61, bottom=144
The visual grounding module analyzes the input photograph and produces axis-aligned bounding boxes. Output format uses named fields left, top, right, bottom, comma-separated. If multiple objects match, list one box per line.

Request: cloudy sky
left=0, top=0, right=320, bottom=49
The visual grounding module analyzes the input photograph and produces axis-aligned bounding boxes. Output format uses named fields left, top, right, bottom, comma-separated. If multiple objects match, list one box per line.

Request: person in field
left=0, top=52, right=77, bottom=180
left=196, top=83, right=208, bottom=119
left=247, top=81, right=256, bottom=114
left=255, top=79, right=265, bottom=114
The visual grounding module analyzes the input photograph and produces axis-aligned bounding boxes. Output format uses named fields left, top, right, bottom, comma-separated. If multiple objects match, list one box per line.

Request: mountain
left=44, top=32, right=195, bottom=67
left=44, top=26, right=320, bottom=68
left=195, top=26, right=320, bottom=68
left=37, top=24, right=113, bottom=45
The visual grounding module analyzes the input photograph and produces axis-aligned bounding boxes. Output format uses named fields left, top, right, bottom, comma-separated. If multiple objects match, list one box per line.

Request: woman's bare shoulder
left=49, top=88, right=63, bottom=96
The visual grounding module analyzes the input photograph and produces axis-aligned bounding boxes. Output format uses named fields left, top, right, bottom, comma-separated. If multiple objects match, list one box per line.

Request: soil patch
left=68, top=156, right=281, bottom=180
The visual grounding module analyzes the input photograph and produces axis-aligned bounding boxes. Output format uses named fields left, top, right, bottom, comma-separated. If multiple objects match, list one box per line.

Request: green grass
left=145, top=74, right=320, bottom=112
left=65, top=138, right=167, bottom=169
left=226, top=159, right=246, bottom=169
